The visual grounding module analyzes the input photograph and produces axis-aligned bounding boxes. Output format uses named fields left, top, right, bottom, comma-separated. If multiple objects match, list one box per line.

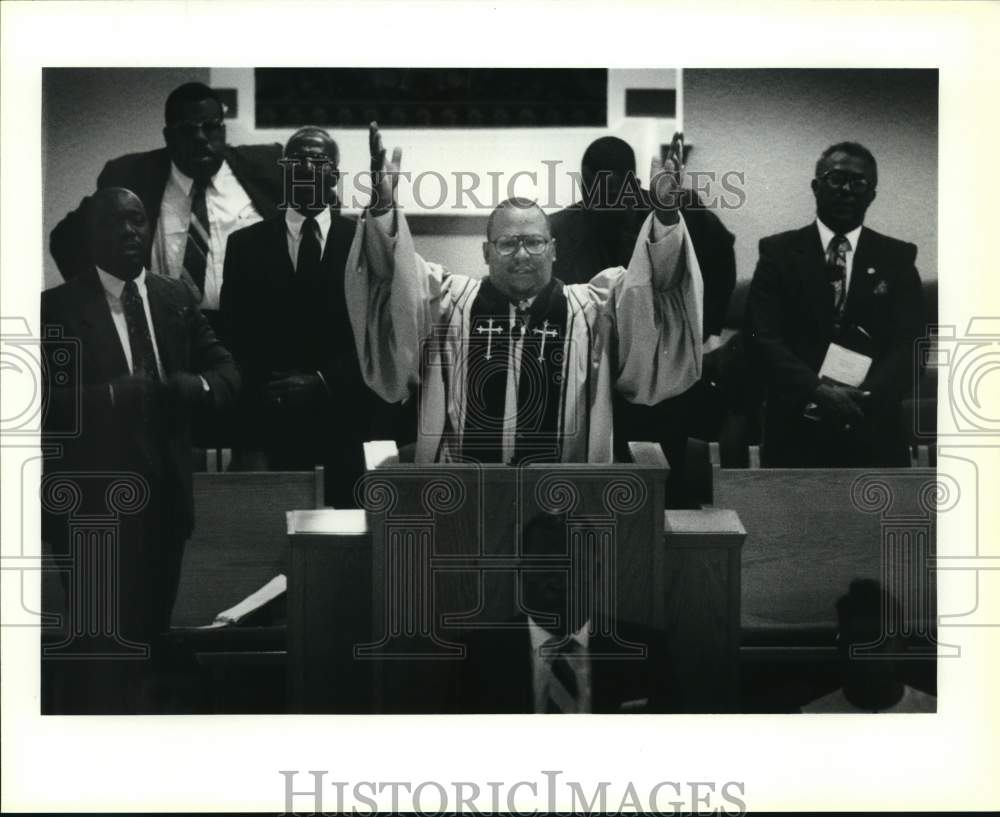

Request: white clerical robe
left=345, top=208, right=703, bottom=463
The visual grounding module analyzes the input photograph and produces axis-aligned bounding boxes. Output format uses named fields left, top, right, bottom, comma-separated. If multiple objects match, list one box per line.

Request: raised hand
left=649, top=131, right=685, bottom=224
left=369, top=121, right=403, bottom=216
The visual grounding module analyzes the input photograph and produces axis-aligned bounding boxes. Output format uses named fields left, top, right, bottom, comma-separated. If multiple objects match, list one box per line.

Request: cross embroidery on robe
left=463, top=279, right=568, bottom=464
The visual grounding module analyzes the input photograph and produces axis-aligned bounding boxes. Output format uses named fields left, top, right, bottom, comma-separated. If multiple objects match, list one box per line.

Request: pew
left=287, top=443, right=746, bottom=714
left=709, top=466, right=938, bottom=710
left=168, top=467, right=325, bottom=712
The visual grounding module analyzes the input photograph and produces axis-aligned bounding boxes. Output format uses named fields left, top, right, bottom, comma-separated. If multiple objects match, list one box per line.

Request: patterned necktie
left=183, top=179, right=210, bottom=297
left=544, top=638, right=580, bottom=714
left=296, top=216, right=322, bottom=278
left=826, top=234, right=850, bottom=318
left=122, top=279, right=160, bottom=382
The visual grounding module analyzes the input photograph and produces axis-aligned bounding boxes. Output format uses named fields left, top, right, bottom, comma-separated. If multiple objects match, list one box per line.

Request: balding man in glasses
left=347, top=124, right=704, bottom=465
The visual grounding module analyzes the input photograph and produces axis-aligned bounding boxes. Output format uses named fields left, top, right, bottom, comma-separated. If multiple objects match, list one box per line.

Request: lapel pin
left=867, top=267, right=876, bottom=275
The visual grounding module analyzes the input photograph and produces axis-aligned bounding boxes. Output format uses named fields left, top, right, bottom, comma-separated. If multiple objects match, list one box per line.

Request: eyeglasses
left=171, top=118, right=225, bottom=138
left=818, top=169, right=873, bottom=194
left=489, top=234, right=549, bottom=256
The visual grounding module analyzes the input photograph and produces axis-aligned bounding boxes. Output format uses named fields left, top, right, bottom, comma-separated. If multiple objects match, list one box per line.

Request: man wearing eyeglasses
left=346, top=123, right=703, bottom=465
left=746, top=142, right=924, bottom=467
left=50, top=82, right=284, bottom=336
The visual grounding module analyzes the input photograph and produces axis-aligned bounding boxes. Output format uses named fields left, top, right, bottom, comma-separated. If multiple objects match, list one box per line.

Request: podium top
left=287, top=509, right=367, bottom=536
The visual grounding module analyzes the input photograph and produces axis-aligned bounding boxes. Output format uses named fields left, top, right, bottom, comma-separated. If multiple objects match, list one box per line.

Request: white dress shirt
left=96, top=267, right=166, bottom=380
left=816, top=218, right=863, bottom=295
left=285, top=207, right=333, bottom=269
left=151, top=160, right=263, bottom=311
left=528, top=616, right=592, bottom=714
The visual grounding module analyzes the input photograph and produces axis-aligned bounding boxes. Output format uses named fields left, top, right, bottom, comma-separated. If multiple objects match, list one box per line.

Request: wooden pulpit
left=287, top=445, right=746, bottom=713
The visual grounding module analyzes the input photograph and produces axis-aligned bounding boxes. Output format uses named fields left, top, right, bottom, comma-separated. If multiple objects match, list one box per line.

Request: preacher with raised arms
left=346, top=123, right=704, bottom=464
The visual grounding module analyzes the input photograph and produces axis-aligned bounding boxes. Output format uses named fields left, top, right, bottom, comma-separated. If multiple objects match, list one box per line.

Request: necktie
left=183, top=180, right=210, bottom=297
left=544, top=639, right=580, bottom=714
left=826, top=234, right=850, bottom=318
left=122, top=279, right=160, bottom=382
left=514, top=302, right=530, bottom=333
left=296, top=216, right=322, bottom=278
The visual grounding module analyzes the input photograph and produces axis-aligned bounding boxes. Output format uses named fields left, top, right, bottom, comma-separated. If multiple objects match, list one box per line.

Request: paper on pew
left=196, top=574, right=287, bottom=628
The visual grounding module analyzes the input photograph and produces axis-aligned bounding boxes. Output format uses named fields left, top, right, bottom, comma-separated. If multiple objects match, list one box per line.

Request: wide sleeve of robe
left=586, top=211, right=704, bottom=405
left=344, top=208, right=449, bottom=404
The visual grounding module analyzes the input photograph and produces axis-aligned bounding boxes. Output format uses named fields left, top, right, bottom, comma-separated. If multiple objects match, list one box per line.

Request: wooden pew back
left=171, top=468, right=324, bottom=628
left=712, top=467, right=938, bottom=643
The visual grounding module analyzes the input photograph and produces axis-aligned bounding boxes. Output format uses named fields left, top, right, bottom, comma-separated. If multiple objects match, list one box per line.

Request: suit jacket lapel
left=143, top=149, right=174, bottom=239
left=269, top=215, right=296, bottom=280
left=797, top=224, right=836, bottom=334
left=146, top=274, right=185, bottom=376
left=844, top=226, right=876, bottom=318
left=224, top=145, right=280, bottom=220
left=76, top=270, right=131, bottom=381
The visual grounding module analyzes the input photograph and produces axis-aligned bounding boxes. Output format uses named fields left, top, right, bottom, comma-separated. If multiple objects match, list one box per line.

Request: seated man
left=802, top=579, right=936, bottom=713
left=220, top=127, right=397, bottom=507
left=746, top=141, right=925, bottom=467
left=449, top=513, right=671, bottom=714
left=347, top=124, right=703, bottom=464
left=551, top=135, right=737, bottom=503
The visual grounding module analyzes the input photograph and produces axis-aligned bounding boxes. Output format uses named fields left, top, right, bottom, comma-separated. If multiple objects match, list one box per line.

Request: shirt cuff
left=315, top=370, right=331, bottom=396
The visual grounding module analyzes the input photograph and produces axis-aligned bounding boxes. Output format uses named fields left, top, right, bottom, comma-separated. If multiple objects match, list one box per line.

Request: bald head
left=580, top=136, right=640, bottom=214
left=486, top=197, right=550, bottom=241
left=582, top=136, right=636, bottom=177
left=89, top=188, right=149, bottom=279
left=283, top=126, right=340, bottom=214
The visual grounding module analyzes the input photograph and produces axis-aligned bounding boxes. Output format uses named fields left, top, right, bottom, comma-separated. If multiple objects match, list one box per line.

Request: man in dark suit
left=449, top=514, right=671, bottom=714
left=49, top=82, right=283, bottom=335
left=41, top=188, right=240, bottom=713
left=551, top=136, right=737, bottom=341
left=550, top=136, right=737, bottom=505
left=746, top=141, right=925, bottom=467
left=220, top=127, right=395, bottom=507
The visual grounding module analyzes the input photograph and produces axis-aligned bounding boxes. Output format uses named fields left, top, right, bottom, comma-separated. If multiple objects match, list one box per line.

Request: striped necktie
left=183, top=179, right=210, bottom=296
left=544, top=638, right=580, bottom=714
left=122, top=279, right=161, bottom=382
left=826, top=234, right=850, bottom=318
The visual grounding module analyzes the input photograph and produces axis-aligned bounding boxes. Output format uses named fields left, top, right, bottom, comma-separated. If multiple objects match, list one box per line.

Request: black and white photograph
left=3, top=1, right=999, bottom=814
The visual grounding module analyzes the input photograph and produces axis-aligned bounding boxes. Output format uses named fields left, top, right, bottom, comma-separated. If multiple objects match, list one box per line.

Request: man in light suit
left=746, top=142, right=925, bottom=467
left=41, top=187, right=240, bottom=713
left=448, top=513, right=672, bottom=714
